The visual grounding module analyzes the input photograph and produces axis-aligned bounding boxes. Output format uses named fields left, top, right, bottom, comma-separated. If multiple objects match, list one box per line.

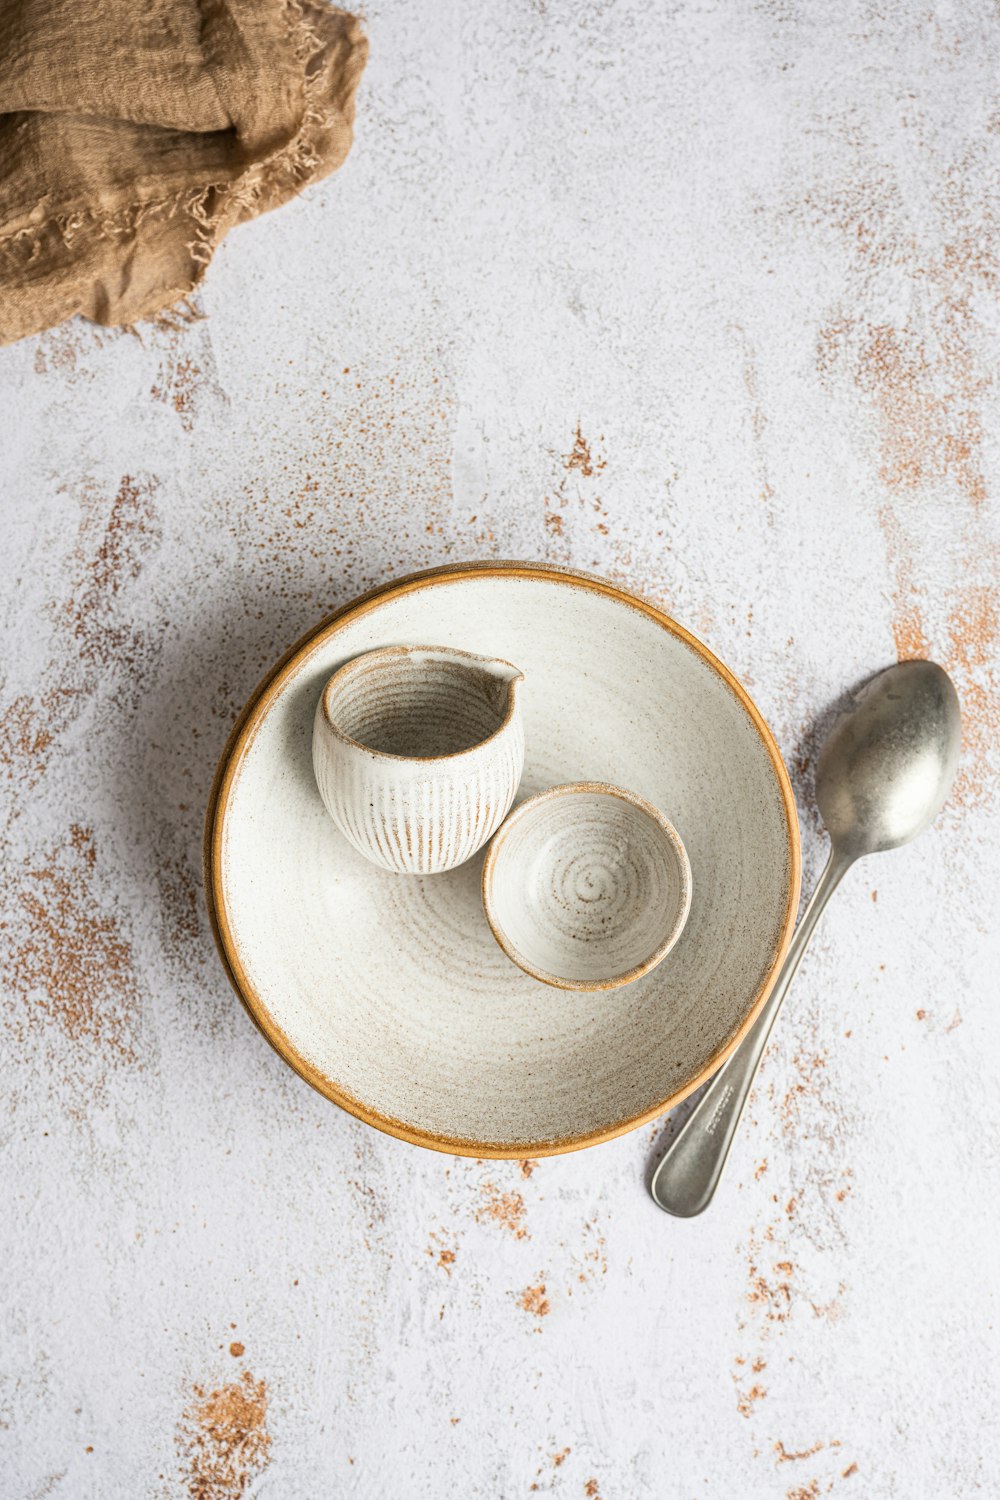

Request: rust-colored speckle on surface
left=733, top=1350, right=768, bottom=1417
left=553, top=1447, right=571, bottom=1466
left=877, top=508, right=998, bottom=809
left=177, top=1372, right=271, bottom=1500
left=816, top=186, right=998, bottom=811
left=159, top=853, right=202, bottom=966
left=3, top=825, right=138, bottom=1064
left=518, top=1159, right=537, bottom=1178
left=0, top=690, right=62, bottom=796
left=747, top=1258, right=793, bottom=1323
left=774, top=1440, right=824, bottom=1464
left=737, top=1383, right=767, bottom=1419
left=945, top=585, right=999, bottom=808
left=237, top=360, right=458, bottom=598
left=228, top=1343, right=245, bottom=1358
left=877, top=504, right=930, bottom=661
left=66, top=475, right=160, bottom=674
left=545, top=421, right=657, bottom=592
left=517, top=1283, right=550, bottom=1319
left=575, top=1217, right=608, bottom=1283
left=34, top=322, right=87, bottom=376
left=425, top=1228, right=459, bottom=1274
left=842, top=1462, right=859, bottom=1478
left=785, top=1481, right=820, bottom=1500
left=816, top=205, right=993, bottom=510
left=779, top=1049, right=829, bottom=1133
left=475, top=1181, right=529, bottom=1239
left=564, top=423, right=606, bottom=480
left=583, top=1480, right=602, bottom=1500
left=0, top=474, right=161, bottom=832
left=151, top=355, right=208, bottom=432
left=808, top=1284, right=847, bottom=1323
left=854, top=322, right=985, bottom=504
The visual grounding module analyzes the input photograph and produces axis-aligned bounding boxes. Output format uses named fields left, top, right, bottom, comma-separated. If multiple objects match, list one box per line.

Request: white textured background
left=2, top=1, right=999, bottom=1496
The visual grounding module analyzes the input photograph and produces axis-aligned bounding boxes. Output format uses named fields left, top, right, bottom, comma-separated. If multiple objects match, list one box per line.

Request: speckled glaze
left=207, top=562, right=800, bottom=1156
left=482, top=782, right=692, bottom=991
left=312, top=645, right=524, bottom=874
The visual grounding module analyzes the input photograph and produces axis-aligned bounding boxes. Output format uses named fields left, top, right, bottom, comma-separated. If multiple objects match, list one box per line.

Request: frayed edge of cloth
left=0, top=0, right=366, bottom=330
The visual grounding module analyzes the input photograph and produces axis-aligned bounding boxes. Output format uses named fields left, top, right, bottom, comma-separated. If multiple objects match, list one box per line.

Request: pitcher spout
left=484, top=657, right=524, bottom=686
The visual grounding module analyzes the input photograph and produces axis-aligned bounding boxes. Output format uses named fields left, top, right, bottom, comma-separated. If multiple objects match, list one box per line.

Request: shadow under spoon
left=650, top=658, right=962, bottom=1218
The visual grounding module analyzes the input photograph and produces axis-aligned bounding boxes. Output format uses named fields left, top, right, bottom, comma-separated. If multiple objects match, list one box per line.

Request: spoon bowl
left=817, top=660, right=962, bottom=859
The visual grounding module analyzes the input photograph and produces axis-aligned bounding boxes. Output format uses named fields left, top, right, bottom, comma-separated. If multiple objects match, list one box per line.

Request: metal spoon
left=650, top=659, right=961, bottom=1218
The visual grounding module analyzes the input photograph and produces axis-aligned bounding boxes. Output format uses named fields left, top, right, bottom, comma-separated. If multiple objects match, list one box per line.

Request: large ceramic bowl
left=205, top=562, right=800, bottom=1156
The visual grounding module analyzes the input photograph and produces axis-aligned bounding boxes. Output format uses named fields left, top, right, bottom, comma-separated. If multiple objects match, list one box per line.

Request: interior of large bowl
left=211, top=566, right=799, bottom=1154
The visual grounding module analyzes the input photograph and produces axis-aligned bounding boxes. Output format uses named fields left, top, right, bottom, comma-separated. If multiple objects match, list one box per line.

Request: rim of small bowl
left=481, top=782, right=693, bottom=992
left=204, top=560, right=802, bottom=1158
left=319, top=643, right=524, bottom=764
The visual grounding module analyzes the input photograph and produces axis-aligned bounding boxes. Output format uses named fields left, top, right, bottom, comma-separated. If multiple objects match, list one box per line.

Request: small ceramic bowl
left=482, top=782, right=692, bottom=991
left=313, top=644, right=525, bottom=874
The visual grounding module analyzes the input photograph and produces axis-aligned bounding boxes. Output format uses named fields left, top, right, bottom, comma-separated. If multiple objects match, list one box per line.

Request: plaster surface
left=2, top=2, right=998, bottom=1496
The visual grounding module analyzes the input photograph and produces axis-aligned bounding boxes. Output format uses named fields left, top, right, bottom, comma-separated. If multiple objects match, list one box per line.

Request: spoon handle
left=650, top=847, right=852, bottom=1217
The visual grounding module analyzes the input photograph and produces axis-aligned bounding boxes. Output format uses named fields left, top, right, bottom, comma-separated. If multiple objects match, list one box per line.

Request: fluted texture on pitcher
left=315, top=718, right=523, bottom=873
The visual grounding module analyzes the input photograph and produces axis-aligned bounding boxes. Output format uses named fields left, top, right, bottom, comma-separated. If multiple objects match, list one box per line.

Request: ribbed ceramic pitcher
left=313, top=645, right=525, bottom=874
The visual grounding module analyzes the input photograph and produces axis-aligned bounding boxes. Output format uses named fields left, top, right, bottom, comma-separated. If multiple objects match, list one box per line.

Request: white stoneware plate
left=206, top=562, right=801, bottom=1157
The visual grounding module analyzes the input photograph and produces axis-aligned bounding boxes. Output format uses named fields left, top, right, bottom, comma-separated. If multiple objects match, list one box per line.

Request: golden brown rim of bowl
left=481, top=781, right=693, bottom=992
left=203, top=560, right=802, bottom=1158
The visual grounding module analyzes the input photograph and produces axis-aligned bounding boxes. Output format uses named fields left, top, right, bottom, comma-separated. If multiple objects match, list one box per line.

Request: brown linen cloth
left=0, top=0, right=367, bottom=344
